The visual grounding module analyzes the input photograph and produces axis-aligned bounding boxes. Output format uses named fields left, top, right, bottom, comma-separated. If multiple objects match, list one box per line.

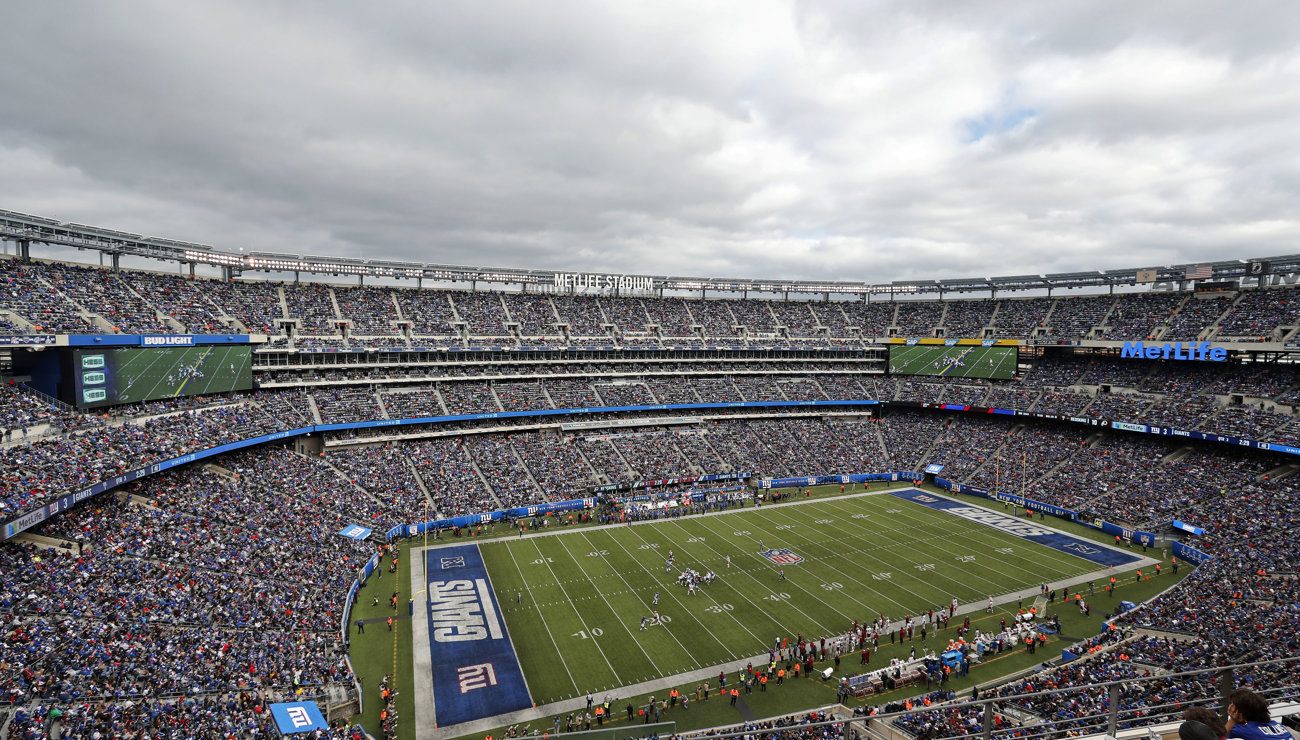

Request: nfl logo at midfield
left=760, top=548, right=803, bottom=565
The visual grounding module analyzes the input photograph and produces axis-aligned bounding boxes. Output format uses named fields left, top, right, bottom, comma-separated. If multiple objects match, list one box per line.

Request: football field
left=888, top=344, right=1018, bottom=379
left=469, top=489, right=1105, bottom=708
left=112, top=345, right=253, bottom=403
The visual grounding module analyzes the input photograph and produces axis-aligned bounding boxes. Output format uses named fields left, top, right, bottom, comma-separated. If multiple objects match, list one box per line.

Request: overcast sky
left=1, top=1, right=1298, bottom=284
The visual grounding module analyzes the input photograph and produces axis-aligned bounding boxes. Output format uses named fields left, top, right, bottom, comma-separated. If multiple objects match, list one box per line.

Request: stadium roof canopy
left=0, top=208, right=1293, bottom=296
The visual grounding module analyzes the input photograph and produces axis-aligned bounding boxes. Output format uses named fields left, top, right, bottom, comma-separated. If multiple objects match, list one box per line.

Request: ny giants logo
left=760, top=548, right=803, bottom=565
left=457, top=663, right=499, bottom=694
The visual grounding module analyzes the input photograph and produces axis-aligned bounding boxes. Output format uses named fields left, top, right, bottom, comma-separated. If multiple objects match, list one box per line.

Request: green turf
left=110, top=345, right=253, bottom=403
left=480, top=487, right=1099, bottom=705
left=351, top=481, right=1188, bottom=740
left=887, top=345, right=1017, bottom=379
left=347, top=561, right=414, bottom=740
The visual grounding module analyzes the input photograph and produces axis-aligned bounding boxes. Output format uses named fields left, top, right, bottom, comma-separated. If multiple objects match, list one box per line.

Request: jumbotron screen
left=71, top=346, right=253, bottom=408
left=888, top=344, right=1018, bottom=379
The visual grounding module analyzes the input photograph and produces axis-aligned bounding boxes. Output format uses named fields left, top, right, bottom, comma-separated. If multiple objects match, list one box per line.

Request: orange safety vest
left=731, top=689, right=739, bottom=697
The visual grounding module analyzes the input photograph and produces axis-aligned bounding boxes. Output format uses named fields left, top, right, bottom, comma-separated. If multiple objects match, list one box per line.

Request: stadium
left=1, top=212, right=1298, bottom=740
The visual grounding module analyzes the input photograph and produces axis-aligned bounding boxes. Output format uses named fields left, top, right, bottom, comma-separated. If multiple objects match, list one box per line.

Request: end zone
left=887, top=488, right=1143, bottom=567
left=413, top=544, right=532, bottom=728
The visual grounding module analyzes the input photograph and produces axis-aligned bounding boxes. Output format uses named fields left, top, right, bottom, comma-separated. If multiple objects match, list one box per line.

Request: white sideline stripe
left=843, top=496, right=1082, bottom=580
left=818, top=496, right=1062, bottom=594
left=551, top=534, right=662, bottom=669
left=610, top=524, right=765, bottom=651
left=529, top=538, right=623, bottom=686
left=687, top=516, right=844, bottom=634
left=500, top=541, right=579, bottom=695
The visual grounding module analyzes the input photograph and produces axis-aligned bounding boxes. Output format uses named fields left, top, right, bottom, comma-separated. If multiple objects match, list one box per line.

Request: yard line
left=631, top=520, right=810, bottom=639
left=746, top=503, right=945, bottom=611
left=688, top=516, right=847, bottom=634
left=600, top=526, right=767, bottom=650
left=551, top=534, right=668, bottom=669
left=174, top=346, right=214, bottom=397
left=574, top=530, right=707, bottom=663
left=528, top=538, right=623, bottom=685
left=743, top=505, right=914, bottom=613
left=808, top=497, right=1050, bottom=597
left=890, top=502, right=1086, bottom=580
left=498, top=542, right=579, bottom=696
left=120, top=348, right=182, bottom=403
left=841, top=495, right=1083, bottom=582
left=759, top=491, right=982, bottom=600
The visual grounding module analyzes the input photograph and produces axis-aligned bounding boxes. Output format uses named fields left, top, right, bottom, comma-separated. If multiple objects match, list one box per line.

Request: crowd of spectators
left=1103, top=292, right=1184, bottom=340
left=551, top=296, right=609, bottom=336
left=769, top=301, right=820, bottom=336
left=51, top=263, right=169, bottom=335
left=452, top=291, right=510, bottom=336
left=939, top=384, right=990, bottom=408
left=727, top=298, right=777, bottom=334
left=579, top=435, right=638, bottom=483
left=592, top=382, right=657, bottom=407
left=334, top=286, right=400, bottom=336
left=688, top=300, right=741, bottom=338
left=1215, top=287, right=1300, bottom=340
left=846, top=301, right=899, bottom=336
left=1040, top=295, right=1114, bottom=340
left=394, top=289, right=458, bottom=335
left=312, top=388, right=382, bottom=424
left=124, top=270, right=232, bottom=333
left=1, top=339, right=1299, bottom=739
left=9, top=257, right=1300, bottom=351
left=0, top=260, right=94, bottom=333
left=991, top=298, right=1052, bottom=338
left=327, top=444, right=432, bottom=517
left=283, top=283, right=340, bottom=336
left=942, top=300, right=997, bottom=338
left=509, top=433, right=599, bottom=501
left=640, top=298, right=694, bottom=335
left=402, top=438, right=496, bottom=516
left=892, top=301, right=945, bottom=338
left=0, top=444, right=376, bottom=736
left=462, top=435, right=545, bottom=507
left=439, top=381, right=504, bottom=415
left=501, top=293, right=559, bottom=337
left=1164, top=295, right=1234, bottom=341
left=804, top=301, right=851, bottom=334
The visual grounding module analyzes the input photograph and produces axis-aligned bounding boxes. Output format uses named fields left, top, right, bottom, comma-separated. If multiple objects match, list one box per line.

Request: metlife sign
left=554, top=272, right=655, bottom=292
left=1120, top=341, right=1227, bottom=361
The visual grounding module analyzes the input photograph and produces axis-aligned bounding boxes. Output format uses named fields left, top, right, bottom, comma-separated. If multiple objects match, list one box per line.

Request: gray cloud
left=1, top=0, right=1297, bottom=283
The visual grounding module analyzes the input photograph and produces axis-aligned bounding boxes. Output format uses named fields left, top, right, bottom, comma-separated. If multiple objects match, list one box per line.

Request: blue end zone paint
left=888, top=488, right=1141, bottom=567
left=424, top=545, right=531, bottom=726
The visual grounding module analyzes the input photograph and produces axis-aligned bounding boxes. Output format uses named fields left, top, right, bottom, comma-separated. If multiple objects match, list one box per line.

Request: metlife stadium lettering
left=1120, top=341, right=1227, bottom=361
left=554, top=273, right=655, bottom=292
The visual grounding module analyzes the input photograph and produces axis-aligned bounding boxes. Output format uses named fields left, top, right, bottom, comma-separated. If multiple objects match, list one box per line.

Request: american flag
left=1185, top=265, right=1213, bottom=280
